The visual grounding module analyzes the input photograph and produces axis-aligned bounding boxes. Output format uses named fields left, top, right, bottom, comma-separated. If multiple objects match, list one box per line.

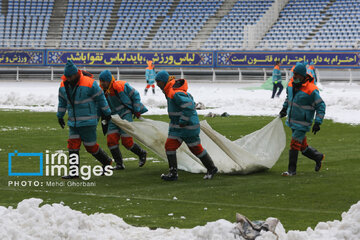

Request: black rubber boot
left=282, top=150, right=298, bottom=176
left=302, top=146, right=324, bottom=172
left=92, top=148, right=113, bottom=176
left=62, top=150, right=80, bottom=179
left=152, top=88, right=155, bottom=94
left=92, top=147, right=113, bottom=166
left=144, top=88, right=148, bottom=95
left=130, top=143, right=147, bottom=167
left=110, top=147, right=125, bottom=170
left=161, top=154, right=178, bottom=181
left=199, top=152, right=218, bottom=179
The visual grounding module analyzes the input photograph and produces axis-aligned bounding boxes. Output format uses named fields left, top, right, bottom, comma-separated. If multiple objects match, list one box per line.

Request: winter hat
left=310, top=62, right=314, bottom=66
left=99, top=70, right=113, bottom=82
left=293, top=62, right=307, bottom=77
left=64, top=60, right=78, bottom=77
left=155, top=70, right=170, bottom=83
left=303, top=61, right=309, bottom=66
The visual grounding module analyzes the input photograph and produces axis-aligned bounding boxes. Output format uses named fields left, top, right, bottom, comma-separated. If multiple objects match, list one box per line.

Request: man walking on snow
left=155, top=70, right=218, bottom=181
left=57, top=60, right=113, bottom=179
left=99, top=70, right=148, bottom=170
left=271, top=61, right=283, bottom=98
left=279, top=62, right=326, bottom=176
left=145, top=60, right=156, bottom=95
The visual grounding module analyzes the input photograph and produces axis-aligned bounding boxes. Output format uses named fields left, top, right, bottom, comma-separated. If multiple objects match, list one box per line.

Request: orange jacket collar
left=289, top=77, right=318, bottom=95
left=61, top=69, right=83, bottom=86
left=104, top=77, right=115, bottom=95
left=164, top=79, right=188, bottom=99
left=164, top=79, right=175, bottom=98
left=101, top=76, right=124, bottom=96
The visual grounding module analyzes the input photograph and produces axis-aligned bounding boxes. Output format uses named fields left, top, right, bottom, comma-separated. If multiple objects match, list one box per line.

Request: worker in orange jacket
left=145, top=60, right=156, bottom=95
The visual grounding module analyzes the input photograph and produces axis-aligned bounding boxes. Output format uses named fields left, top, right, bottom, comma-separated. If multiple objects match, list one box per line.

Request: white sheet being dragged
left=111, top=115, right=286, bottom=174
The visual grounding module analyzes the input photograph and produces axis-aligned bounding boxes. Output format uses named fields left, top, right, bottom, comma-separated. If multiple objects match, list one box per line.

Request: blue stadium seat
left=151, top=0, right=224, bottom=49
left=0, top=0, right=54, bottom=47
left=108, top=0, right=173, bottom=49
left=203, top=0, right=274, bottom=50
left=60, top=0, right=114, bottom=48
left=0, top=0, right=358, bottom=50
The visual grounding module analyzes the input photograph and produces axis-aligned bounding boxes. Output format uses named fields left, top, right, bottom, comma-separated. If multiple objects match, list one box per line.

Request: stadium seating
left=0, top=0, right=54, bottom=48
left=306, top=0, right=360, bottom=49
left=204, top=0, right=274, bottom=50
left=60, top=0, right=114, bottom=48
left=258, top=0, right=330, bottom=49
left=151, top=0, right=224, bottom=49
left=108, top=0, right=173, bottom=49
left=0, top=0, right=359, bottom=50
left=0, top=3, right=2, bottom=45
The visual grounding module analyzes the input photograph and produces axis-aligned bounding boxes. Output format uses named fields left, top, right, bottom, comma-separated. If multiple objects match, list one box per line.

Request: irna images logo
left=8, top=150, right=43, bottom=176
left=8, top=150, right=113, bottom=180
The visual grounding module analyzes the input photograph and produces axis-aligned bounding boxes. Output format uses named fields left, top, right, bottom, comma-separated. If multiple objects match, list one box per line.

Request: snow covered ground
left=0, top=198, right=360, bottom=240
left=0, top=81, right=359, bottom=125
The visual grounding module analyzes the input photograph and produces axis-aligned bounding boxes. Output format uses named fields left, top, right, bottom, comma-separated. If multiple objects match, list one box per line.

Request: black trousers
left=271, top=82, right=284, bottom=98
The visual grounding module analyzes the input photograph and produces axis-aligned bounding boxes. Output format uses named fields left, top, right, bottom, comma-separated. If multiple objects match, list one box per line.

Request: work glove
left=101, top=115, right=111, bottom=136
left=101, top=115, right=111, bottom=126
left=274, top=81, right=278, bottom=84
left=279, top=107, right=287, bottom=118
left=103, top=115, right=112, bottom=123
left=312, top=123, right=320, bottom=135
left=58, top=118, right=65, bottom=129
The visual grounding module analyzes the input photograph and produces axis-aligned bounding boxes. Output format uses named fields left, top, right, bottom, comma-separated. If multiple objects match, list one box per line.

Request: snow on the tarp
left=1, top=198, right=360, bottom=240
left=0, top=81, right=359, bottom=124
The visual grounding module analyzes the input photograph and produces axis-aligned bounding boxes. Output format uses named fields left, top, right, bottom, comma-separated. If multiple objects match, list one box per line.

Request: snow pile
left=0, top=81, right=359, bottom=124
left=1, top=198, right=360, bottom=240
left=258, top=200, right=360, bottom=240
left=0, top=82, right=57, bottom=111
left=0, top=198, right=235, bottom=240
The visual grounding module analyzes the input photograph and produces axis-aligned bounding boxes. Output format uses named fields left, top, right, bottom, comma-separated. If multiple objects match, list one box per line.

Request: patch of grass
left=0, top=111, right=359, bottom=231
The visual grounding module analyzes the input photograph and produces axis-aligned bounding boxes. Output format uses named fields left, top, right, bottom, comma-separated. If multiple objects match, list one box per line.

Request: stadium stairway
left=46, top=0, right=68, bottom=48
left=300, top=0, right=336, bottom=48
left=188, top=0, right=238, bottom=49
left=143, top=0, right=181, bottom=49
left=1, top=0, right=8, bottom=15
left=255, top=0, right=290, bottom=49
left=104, top=0, right=122, bottom=48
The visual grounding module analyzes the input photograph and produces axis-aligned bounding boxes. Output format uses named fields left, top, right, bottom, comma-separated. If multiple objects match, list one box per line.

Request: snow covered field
left=1, top=198, right=360, bottom=240
left=0, top=80, right=359, bottom=125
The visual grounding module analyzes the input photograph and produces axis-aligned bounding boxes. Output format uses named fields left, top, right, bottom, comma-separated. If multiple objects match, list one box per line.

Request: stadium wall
left=0, top=49, right=359, bottom=69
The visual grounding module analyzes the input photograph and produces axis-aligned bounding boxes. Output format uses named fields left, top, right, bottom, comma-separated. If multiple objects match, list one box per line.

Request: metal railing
left=0, top=66, right=359, bottom=83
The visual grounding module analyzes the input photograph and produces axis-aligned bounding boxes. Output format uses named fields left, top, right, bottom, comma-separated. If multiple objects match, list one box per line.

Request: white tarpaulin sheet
left=111, top=116, right=286, bottom=174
